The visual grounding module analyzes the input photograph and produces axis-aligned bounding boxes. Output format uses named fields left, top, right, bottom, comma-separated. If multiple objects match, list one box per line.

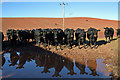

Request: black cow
left=116, top=29, right=120, bottom=38
left=42, top=29, right=53, bottom=50
left=30, top=29, right=35, bottom=41
left=2, top=32, right=4, bottom=41
left=64, top=28, right=74, bottom=49
left=53, top=29, right=64, bottom=50
left=104, top=27, right=114, bottom=42
left=0, top=32, right=4, bottom=41
left=17, top=30, right=31, bottom=44
left=75, top=28, right=86, bottom=49
left=7, top=29, right=17, bottom=45
left=34, top=29, right=43, bottom=46
left=87, top=28, right=100, bottom=48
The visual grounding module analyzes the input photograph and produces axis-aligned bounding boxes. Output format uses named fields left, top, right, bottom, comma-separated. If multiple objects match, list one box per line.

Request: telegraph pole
left=60, top=2, right=68, bottom=31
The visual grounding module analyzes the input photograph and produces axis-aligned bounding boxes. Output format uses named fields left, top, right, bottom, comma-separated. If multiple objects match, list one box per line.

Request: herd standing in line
left=1, top=27, right=119, bottom=50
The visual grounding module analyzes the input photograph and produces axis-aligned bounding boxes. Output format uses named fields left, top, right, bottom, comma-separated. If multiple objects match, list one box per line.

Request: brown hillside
left=2, top=17, right=118, bottom=38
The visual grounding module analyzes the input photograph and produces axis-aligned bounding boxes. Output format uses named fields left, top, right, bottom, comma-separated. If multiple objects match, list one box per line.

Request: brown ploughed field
left=1, top=17, right=119, bottom=78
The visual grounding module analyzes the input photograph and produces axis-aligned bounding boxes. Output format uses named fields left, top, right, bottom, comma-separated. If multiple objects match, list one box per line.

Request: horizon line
left=0, top=17, right=118, bottom=21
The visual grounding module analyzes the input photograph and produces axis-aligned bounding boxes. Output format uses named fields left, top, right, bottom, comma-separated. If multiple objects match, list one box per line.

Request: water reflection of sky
left=1, top=52, right=112, bottom=78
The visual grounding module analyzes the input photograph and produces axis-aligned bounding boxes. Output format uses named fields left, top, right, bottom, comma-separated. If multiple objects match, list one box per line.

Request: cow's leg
left=40, top=38, right=44, bottom=45
left=36, top=38, right=40, bottom=47
left=59, top=39, right=63, bottom=50
left=105, top=37, right=107, bottom=43
left=64, top=38, right=67, bottom=45
left=68, top=40, right=71, bottom=49
left=39, top=37, right=41, bottom=44
left=8, top=38, right=11, bottom=45
left=55, top=42, right=58, bottom=50
left=59, top=43, right=62, bottom=50
left=38, top=41, right=40, bottom=47
left=84, top=42, right=86, bottom=49
left=48, top=40, right=50, bottom=50
left=40, top=38, right=43, bottom=46
left=70, top=41, right=72, bottom=49
left=19, top=37, right=22, bottom=45
left=111, top=35, right=113, bottom=41
left=35, top=37, right=38, bottom=45
left=41, top=41, right=43, bottom=45
left=59, top=40, right=62, bottom=50
left=14, top=39, right=17, bottom=46
left=78, top=39, right=80, bottom=49
left=72, top=38, right=74, bottom=46
left=11, top=39, right=14, bottom=46
left=28, top=39, right=30, bottom=42
left=94, top=41, right=96, bottom=48
left=83, top=39, right=86, bottom=49
left=31, top=38, right=33, bottom=41
left=36, top=40, right=38, bottom=45
left=108, top=37, right=110, bottom=43
left=10, top=39, right=12, bottom=46
left=44, top=42, right=47, bottom=49
left=44, top=38, right=47, bottom=49
left=75, top=40, right=77, bottom=47
left=89, top=39, right=92, bottom=48
left=12, top=39, right=15, bottom=46
left=20, top=37, right=23, bottom=44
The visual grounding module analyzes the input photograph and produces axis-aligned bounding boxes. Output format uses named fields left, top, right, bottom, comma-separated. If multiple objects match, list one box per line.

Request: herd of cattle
left=1, top=27, right=120, bottom=50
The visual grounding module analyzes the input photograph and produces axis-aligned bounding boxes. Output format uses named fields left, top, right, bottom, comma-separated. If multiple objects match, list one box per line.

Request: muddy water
left=1, top=52, right=112, bottom=78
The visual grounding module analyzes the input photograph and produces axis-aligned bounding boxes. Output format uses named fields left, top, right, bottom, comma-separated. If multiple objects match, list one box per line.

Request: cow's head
left=9, top=29, right=15, bottom=39
left=41, top=30, right=46, bottom=38
left=70, top=29, right=74, bottom=37
left=104, top=27, right=109, bottom=33
left=97, top=30, right=100, bottom=31
left=92, top=29, right=100, bottom=38
left=64, top=28, right=70, bottom=34
left=77, top=29, right=85, bottom=37
left=116, top=29, right=120, bottom=32
left=53, top=29, right=58, bottom=39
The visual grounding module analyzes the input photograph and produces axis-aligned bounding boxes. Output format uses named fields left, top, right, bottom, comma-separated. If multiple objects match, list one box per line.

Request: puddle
left=1, top=52, right=112, bottom=78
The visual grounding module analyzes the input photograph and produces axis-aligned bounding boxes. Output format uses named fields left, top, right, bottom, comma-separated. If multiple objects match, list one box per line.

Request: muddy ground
left=1, top=37, right=119, bottom=78
left=1, top=17, right=119, bottom=78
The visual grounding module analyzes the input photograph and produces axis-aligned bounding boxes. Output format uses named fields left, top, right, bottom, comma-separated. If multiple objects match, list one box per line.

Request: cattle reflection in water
left=87, top=59, right=99, bottom=76
left=9, top=51, right=19, bottom=67
left=2, top=48, right=109, bottom=78
left=75, top=58, right=88, bottom=75
left=0, top=54, right=6, bottom=70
